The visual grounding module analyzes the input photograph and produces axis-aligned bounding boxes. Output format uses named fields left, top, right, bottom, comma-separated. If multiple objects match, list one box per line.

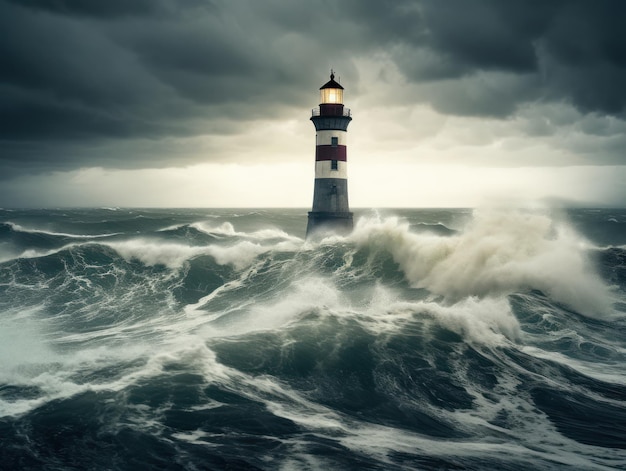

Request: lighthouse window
left=331, top=137, right=338, bottom=147
left=321, top=88, right=343, bottom=104
left=331, top=160, right=338, bottom=170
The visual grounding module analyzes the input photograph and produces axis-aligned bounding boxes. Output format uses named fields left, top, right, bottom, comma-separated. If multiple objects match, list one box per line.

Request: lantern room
left=319, top=71, right=344, bottom=104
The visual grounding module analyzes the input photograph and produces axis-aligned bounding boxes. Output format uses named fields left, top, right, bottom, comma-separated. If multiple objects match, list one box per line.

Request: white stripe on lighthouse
left=316, top=130, right=347, bottom=147
left=315, top=160, right=348, bottom=179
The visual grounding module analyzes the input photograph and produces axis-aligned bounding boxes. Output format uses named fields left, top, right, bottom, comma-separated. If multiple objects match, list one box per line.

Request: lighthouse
left=306, top=71, right=353, bottom=237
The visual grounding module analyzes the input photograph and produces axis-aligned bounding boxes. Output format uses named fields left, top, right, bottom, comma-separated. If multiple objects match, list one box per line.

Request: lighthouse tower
left=306, top=71, right=353, bottom=237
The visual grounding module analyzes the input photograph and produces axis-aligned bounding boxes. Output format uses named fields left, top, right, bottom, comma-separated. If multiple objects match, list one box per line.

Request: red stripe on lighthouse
left=315, top=145, right=347, bottom=161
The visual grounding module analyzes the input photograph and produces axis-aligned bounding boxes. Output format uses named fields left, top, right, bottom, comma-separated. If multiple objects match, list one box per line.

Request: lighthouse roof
left=320, top=71, right=344, bottom=90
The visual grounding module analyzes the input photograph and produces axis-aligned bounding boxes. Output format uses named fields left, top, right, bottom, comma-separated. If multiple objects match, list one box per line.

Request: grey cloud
left=415, top=71, right=541, bottom=118
left=385, top=0, right=626, bottom=117
left=331, top=0, right=626, bottom=119
left=1, top=0, right=626, bottom=178
left=5, top=0, right=180, bottom=18
left=0, top=2, right=176, bottom=134
left=0, top=0, right=282, bottom=174
left=578, top=115, right=626, bottom=138
left=416, top=1, right=544, bottom=75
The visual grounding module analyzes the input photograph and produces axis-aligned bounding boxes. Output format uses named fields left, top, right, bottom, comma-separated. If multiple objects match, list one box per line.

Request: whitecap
left=6, top=221, right=121, bottom=239
left=350, top=209, right=616, bottom=318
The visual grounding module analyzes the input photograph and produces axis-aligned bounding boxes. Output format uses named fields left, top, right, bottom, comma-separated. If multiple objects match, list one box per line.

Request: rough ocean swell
left=0, top=208, right=625, bottom=470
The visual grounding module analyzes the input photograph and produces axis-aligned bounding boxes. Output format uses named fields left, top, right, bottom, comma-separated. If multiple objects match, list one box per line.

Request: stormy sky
left=1, top=0, right=625, bottom=207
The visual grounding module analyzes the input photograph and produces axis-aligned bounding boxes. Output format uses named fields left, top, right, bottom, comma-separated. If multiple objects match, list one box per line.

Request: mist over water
left=0, top=208, right=625, bottom=470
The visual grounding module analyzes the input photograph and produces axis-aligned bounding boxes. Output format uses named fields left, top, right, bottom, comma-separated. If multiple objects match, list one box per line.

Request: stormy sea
left=0, top=207, right=625, bottom=470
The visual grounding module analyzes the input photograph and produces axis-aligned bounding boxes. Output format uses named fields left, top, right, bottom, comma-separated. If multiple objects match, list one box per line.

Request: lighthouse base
left=306, top=211, right=353, bottom=238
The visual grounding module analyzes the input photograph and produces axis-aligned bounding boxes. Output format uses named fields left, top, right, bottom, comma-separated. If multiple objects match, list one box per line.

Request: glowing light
left=320, top=88, right=343, bottom=104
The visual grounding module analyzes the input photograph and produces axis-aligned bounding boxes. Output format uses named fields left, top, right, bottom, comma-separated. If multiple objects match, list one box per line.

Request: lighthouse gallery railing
left=311, top=107, right=351, bottom=117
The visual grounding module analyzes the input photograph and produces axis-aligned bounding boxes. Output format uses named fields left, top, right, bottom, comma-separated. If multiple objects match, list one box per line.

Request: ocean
left=0, top=207, right=625, bottom=470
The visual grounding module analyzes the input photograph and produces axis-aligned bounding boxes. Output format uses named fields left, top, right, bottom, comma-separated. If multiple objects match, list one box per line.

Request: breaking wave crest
left=350, top=209, right=615, bottom=317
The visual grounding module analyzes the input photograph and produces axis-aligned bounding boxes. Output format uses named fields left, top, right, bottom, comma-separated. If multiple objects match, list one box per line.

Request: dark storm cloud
left=1, top=0, right=626, bottom=177
left=14, top=0, right=320, bottom=151
left=367, top=0, right=626, bottom=117
left=5, top=0, right=183, bottom=18
left=0, top=0, right=269, bottom=174
left=0, top=2, right=180, bottom=134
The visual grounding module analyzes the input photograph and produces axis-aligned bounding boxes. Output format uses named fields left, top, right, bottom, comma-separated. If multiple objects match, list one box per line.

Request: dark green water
left=0, top=208, right=625, bottom=470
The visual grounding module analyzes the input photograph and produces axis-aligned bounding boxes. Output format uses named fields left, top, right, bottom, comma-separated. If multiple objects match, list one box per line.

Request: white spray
left=350, top=209, right=614, bottom=317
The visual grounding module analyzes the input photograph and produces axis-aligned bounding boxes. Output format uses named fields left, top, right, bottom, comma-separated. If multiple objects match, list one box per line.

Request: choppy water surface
left=0, top=208, right=625, bottom=470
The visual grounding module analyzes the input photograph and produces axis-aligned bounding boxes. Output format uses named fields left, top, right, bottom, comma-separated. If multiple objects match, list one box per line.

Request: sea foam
left=351, top=209, right=614, bottom=317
